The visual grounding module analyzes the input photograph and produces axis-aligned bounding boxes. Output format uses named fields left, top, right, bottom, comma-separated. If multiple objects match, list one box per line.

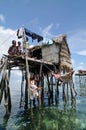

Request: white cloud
left=41, top=23, right=55, bottom=38
left=39, top=23, right=60, bottom=41
left=67, top=29, right=86, bottom=70
left=68, top=29, right=86, bottom=55
left=80, top=62, right=84, bottom=66
left=0, top=26, right=35, bottom=59
left=0, top=14, right=5, bottom=23
left=0, top=26, right=18, bottom=58
left=76, top=62, right=84, bottom=71
left=77, top=50, right=86, bottom=56
left=70, top=57, right=86, bottom=72
left=27, top=20, right=60, bottom=40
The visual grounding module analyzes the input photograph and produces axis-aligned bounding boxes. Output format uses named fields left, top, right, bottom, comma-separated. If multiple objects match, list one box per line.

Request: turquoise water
left=0, top=76, right=86, bottom=130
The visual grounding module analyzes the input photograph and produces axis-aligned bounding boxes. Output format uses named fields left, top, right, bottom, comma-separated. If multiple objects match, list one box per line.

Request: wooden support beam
left=24, top=56, right=30, bottom=109
left=4, top=70, right=11, bottom=115
left=20, top=69, right=25, bottom=108
left=46, top=74, right=51, bottom=105
left=50, top=76, right=53, bottom=104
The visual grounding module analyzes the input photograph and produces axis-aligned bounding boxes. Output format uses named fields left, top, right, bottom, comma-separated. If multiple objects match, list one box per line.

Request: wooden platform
left=1, top=54, right=53, bottom=73
left=75, top=73, right=86, bottom=76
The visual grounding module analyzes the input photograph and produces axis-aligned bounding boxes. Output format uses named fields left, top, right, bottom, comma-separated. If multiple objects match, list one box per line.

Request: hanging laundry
left=17, top=27, right=24, bottom=38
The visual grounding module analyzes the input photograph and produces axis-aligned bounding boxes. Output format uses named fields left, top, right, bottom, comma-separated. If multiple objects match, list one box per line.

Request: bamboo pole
left=24, top=50, right=30, bottom=109
left=40, top=75, right=44, bottom=105
left=55, top=80, right=59, bottom=104
left=23, top=27, right=30, bottom=109
left=39, top=64, right=43, bottom=107
left=50, top=76, right=53, bottom=104
left=0, top=77, right=5, bottom=104
left=7, top=69, right=11, bottom=113
left=67, top=82, right=69, bottom=99
left=20, top=69, right=25, bottom=108
left=4, top=70, right=11, bottom=115
left=46, top=74, right=51, bottom=105
left=62, top=83, right=66, bottom=101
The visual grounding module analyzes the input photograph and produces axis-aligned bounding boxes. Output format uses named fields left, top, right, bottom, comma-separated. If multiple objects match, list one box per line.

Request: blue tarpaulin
left=17, top=27, right=43, bottom=42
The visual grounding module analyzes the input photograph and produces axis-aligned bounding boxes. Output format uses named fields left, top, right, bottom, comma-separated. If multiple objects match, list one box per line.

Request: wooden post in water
left=62, top=83, right=66, bottom=102
left=40, top=74, right=44, bottom=105
left=4, top=69, right=11, bottom=115
left=69, top=79, right=77, bottom=98
left=24, top=54, right=30, bottom=109
left=67, top=82, right=69, bottom=99
left=46, top=73, right=51, bottom=105
left=7, top=69, right=11, bottom=113
left=20, top=69, right=25, bottom=108
left=23, top=27, right=30, bottom=109
left=39, top=63, right=44, bottom=107
left=50, top=75, right=53, bottom=104
left=55, top=80, right=59, bottom=104
left=71, top=80, right=77, bottom=96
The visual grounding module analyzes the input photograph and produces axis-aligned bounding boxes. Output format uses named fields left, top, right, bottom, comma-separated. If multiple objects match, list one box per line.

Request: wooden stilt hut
left=29, top=34, right=72, bottom=72
left=0, top=26, right=76, bottom=114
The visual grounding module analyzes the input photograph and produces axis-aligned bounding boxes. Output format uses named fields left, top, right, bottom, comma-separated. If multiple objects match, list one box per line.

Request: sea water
left=0, top=75, right=86, bottom=130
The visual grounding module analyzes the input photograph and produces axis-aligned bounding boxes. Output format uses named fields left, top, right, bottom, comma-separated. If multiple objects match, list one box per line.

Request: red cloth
left=53, top=73, right=60, bottom=80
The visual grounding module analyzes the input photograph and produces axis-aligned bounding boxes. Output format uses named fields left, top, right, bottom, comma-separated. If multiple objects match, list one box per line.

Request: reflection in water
left=1, top=94, right=77, bottom=130
left=0, top=77, right=86, bottom=130
left=3, top=114, right=10, bottom=129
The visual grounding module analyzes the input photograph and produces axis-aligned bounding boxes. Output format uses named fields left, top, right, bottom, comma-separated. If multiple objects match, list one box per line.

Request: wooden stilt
left=7, top=69, right=11, bottom=113
left=69, top=79, right=77, bottom=97
left=20, top=69, right=25, bottom=108
left=40, top=75, right=44, bottom=105
left=24, top=71, right=28, bottom=109
left=38, top=96, right=41, bottom=111
left=23, top=27, right=31, bottom=109
left=4, top=69, right=11, bottom=115
left=62, top=83, right=66, bottom=101
left=0, top=57, right=8, bottom=106
left=3, top=113, right=10, bottom=128
left=56, top=81, right=59, bottom=95
left=55, top=80, right=59, bottom=104
left=24, top=56, right=30, bottom=109
left=0, top=77, right=5, bottom=104
left=46, top=74, right=51, bottom=105
left=38, top=64, right=43, bottom=108
left=50, top=76, right=53, bottom=104
left=67, top=82, right=69, bottom=99
left=39, top=73, right=44, bottom=105
left=30, top=99, right=33, bottom=118
left=69, top=81, right=73, bottom=98
left=72, top=81, right=77, bottom=95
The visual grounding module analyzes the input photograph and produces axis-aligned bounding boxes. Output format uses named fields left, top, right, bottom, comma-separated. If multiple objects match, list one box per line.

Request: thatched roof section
left=52, top=34, right=67, bottom=43
left=52, top=34, right=71, bottom=55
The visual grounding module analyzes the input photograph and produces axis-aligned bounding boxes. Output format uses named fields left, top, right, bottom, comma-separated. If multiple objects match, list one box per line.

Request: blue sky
left=0, top=0, right=86, bottom=72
